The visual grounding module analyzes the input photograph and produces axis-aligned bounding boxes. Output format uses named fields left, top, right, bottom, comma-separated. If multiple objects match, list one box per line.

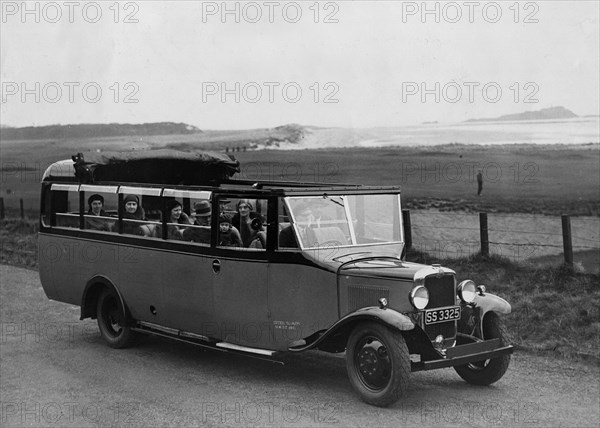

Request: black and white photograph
left=1, top=1, right=599, bottom=426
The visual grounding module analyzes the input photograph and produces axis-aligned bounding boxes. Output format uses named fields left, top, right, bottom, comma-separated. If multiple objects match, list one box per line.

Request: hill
left=0, top=122, right=201, bottom=140
left=466, top=106, right=578, bottom=122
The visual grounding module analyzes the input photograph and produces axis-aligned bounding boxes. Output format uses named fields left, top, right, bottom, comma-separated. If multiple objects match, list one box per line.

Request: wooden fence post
left=19, top=198, right=24, bottom=219
left=561, top=214, right=573, bottom=267
left=402, top=209, right=412, bottom=249
left=479, top=212, right=489, bottom=257
left=0, top=197, right=4, bottom=220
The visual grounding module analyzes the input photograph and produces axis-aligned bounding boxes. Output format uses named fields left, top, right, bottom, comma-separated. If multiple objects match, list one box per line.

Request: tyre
left=454, top=312, right=510, bottom=385
left=96, top=288, right=137, bottom=348
left=346, top=322, right=410, bottom=407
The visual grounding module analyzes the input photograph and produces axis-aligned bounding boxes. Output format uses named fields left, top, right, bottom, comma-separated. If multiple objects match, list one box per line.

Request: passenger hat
left=237, top=199, right=253, bottom=210
left=87, top=194, right=104, bottom=206
left=166, top=198, right=182, bottom=212
left=194, top=200, right=211, bottom=216
left=123, top=194, right=139, bottom=205
left=219, top=214, right=231, bottom=224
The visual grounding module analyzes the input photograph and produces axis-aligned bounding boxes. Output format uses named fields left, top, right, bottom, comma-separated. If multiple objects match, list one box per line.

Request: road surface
left=1, top=265, right=598, bottom=427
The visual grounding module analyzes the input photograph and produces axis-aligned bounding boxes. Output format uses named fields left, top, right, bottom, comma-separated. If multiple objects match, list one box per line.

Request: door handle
left=212, top=259, right=221, bottom=273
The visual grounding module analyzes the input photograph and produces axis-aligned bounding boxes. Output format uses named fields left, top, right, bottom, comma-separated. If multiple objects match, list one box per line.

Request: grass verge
left=0, top=218, right=38, bottom=269
left=1, top=220, right=597, bottom=362
left=407, top=249, right=599, bottom=362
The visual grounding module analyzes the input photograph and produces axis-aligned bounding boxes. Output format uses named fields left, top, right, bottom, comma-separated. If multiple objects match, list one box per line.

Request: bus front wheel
left=96, top=288, right=137, bottom=348
left=346, top=322, right=410, bottom=407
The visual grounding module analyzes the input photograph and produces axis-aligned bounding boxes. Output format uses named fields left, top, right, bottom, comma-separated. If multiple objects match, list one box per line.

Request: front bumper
left=411, top=338, right=513, bottom=372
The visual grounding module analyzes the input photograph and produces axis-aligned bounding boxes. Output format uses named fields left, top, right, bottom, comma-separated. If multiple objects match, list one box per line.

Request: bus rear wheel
left=96, top=288, right=137, bottom=348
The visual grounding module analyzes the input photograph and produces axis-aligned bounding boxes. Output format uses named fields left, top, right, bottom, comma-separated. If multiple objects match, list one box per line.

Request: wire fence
left=406, top=210, right=600, bottom=269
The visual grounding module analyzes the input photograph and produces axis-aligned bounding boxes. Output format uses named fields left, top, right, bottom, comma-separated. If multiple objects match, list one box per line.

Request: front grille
left=424, top=274, right=456, bottom=340
left=348, top=285, right=389, bottom=312
left=424, top=275, right=455, bottom=309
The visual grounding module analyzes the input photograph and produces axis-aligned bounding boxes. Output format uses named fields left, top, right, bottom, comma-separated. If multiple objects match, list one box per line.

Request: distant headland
left=465, top=106, right=578, bottom=123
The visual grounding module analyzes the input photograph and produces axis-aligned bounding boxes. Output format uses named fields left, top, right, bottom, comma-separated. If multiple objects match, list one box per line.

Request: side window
left=119, top=187, right=161, bottom=237
left=165, top=189, right=212, bottom=245
left=218, top=197, right=267, bottom=250
left=81, top=186, right=118, bottom=233
left=51, top=184, right=80, bottom=229
left=277, top=197, right=297, bottom=249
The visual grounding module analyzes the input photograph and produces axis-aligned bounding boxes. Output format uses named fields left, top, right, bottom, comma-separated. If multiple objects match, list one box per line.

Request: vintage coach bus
left=39, top=151, right=513, bottom=407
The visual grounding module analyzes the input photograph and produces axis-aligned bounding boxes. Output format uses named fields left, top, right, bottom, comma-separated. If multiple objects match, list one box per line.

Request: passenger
left=231, top=199, right=259, bottom=247
left=279, top=203, right=314, bottom=248
left=218, top=214, right=242, bottom=247
left=182, top=199, right=212, bottom=244
left=163, top=199, right=192, bottom=240
left=122, top=194, right=146, bottom=235
left=248, top=216, right=267, bottom=249
left=85, top=194, right=111, bottom=231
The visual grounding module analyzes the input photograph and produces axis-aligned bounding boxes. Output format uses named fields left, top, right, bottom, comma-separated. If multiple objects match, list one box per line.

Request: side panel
left=338, top=275, right=415, bottom=316
left=38, top=233, right=120, bottom=305
left=212, top=256, right=269, bottom=348
left=268, top=262, right=338, bottom=350
left=157, top=249, right=214, bottom=332
left=37, top=233, right=216, bottom=331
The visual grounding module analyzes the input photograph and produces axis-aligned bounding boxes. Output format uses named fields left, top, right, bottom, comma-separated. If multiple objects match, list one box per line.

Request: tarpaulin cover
left=72, top=150, right=240, bottom=185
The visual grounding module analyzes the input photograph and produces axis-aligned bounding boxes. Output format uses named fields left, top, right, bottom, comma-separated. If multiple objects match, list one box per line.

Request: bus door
left=155, top=189, right=215, bottom=333
left=116, top=187, right=165, bottom=324
left=212, top=256, right=270, bottom=349
left=211, top=196, right=271, bottom=349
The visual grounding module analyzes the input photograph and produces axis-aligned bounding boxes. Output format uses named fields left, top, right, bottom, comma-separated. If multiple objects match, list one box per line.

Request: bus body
left=39, top=153, right=513, bottom=407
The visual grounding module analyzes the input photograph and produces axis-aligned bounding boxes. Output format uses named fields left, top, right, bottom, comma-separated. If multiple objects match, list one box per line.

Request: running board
left=132, top=321, right=283, bottom=363
left=216, top=342, right=276, bottom=356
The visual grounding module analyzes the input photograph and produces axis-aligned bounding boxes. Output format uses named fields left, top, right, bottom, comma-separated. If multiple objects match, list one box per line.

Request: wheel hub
left=356, top=338, right=391, bottom=390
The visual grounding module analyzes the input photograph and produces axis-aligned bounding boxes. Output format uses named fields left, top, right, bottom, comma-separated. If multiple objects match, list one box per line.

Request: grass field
left=2, top=137, right=598, bottom=216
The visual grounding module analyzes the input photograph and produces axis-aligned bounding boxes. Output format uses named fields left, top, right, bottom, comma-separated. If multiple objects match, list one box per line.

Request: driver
left=279, top=203, right=314, bottom=248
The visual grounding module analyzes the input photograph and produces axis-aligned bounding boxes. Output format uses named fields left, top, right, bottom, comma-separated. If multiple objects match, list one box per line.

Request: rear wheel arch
left=80, top=276, right=126, bottom=321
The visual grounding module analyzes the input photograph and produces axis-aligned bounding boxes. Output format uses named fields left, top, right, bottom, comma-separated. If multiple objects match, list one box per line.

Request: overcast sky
left=1, top=1, right=599, bottom=129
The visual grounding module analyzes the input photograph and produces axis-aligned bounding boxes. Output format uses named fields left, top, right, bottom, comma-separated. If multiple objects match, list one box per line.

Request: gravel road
left=1, top=264, right=598, bottom=427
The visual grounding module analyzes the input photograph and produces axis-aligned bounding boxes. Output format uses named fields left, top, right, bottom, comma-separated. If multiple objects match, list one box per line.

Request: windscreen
left=285, top=194, right=401, bottom=248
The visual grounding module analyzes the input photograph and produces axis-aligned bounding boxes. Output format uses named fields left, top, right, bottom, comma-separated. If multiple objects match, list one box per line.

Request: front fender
left=459, top=292, right=511, bottom=338
left=289, top=307, right=414, bottom=353
left=473, top=292, right=511, bottom=316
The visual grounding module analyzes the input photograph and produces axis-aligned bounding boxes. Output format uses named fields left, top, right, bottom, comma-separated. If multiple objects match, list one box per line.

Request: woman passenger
left=122, top=194, right=145, bottom=235
left=231, top=199, right=259, bottom=247
left=85, top=194, right=111, bottom=231
left=164, top=199, right=191, bottom=240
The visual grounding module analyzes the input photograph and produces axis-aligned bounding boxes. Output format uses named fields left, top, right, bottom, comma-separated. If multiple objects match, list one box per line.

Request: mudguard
left=289, top=306, right=414, bottom=353
left=473, top=292, right=511, bottom=316
left=80, top=275, right=127, bottom=321
left=459, top=292, right=511, bottom=338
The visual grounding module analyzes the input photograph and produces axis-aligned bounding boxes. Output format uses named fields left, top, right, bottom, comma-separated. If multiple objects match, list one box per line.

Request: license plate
left=425, top=306, right=461, bottom=325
